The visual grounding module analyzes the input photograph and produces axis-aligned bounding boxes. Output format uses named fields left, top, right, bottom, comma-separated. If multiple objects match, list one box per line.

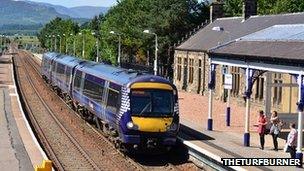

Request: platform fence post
left=244, top=67, right=254, bottom=147
left=207, top=61, right=217, bottom=131
left=296, top=74, right=303, bottom=167
left=226, top=66, right=231, bottom=126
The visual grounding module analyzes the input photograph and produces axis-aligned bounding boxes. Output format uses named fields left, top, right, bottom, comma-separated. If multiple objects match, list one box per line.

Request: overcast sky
left=28, top=0, right=117, bottom=7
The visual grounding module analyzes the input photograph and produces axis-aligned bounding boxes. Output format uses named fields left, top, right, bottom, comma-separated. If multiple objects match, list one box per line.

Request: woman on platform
left=286, top=123, right=297, bottom=158
left=257, top=110, right=267, bottom=150
left=270, top=111, right=280, bottom=151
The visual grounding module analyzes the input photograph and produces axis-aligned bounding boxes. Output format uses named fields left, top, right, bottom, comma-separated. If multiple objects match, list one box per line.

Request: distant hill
left=0, top=0, right=98, bottom=35
left=22, top=0, right=109, bottom=19
left=70, top=6, right=109, bottom=18
left=0, top=0, right=69, bottom=26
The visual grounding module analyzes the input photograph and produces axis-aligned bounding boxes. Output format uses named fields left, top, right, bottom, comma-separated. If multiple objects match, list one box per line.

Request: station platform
left=178, top=91, right=302, bottom=170
left=0, top=53, right=46, bottom=170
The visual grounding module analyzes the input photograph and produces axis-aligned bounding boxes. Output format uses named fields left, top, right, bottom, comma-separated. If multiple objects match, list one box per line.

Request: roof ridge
left=215, top=12, right=304, bottom=21
left=216, top=16, right=242, bottom=20
left=250, top=12, right=304, bottom=18
left=240, top=39, right=304, bottom=43
left=208, top=38, right=241, bottom=53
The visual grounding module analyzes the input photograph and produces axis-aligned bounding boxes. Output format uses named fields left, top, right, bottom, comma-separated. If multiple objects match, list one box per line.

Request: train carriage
left=42, top=53, right=180, bottom=150
left=51, top=55, right=84, bottom=95
left=41, top=52, right=59, bottom=82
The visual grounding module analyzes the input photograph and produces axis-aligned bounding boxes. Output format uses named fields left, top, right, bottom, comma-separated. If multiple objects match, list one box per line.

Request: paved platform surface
left=0, top=54, right=45, bottom=170
left=178, top=91, right=302, bottom=171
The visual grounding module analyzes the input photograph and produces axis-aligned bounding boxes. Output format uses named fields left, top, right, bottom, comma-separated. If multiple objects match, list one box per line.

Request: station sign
left=224, top=74, right=232, bottom=90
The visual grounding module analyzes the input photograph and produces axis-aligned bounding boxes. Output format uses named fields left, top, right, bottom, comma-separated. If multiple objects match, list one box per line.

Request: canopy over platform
left=209, top=24, right=304, bottom=72
left=206, top=24, right=304, bottom=165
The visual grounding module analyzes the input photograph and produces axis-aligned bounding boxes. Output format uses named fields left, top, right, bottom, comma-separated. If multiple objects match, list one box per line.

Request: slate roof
left=176, top=12, right=304, bottom=52
left=209, top=24, right=304, bottom=62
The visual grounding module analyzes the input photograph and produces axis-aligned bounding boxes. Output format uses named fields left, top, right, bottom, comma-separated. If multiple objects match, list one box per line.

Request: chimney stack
left=243, top=0, right=257, bottom=20
left=210, top=0, right=224, bottom=23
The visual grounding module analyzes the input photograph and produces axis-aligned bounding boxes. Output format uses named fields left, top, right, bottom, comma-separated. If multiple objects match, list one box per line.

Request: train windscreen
left=131, top=89, right=173, bottom=116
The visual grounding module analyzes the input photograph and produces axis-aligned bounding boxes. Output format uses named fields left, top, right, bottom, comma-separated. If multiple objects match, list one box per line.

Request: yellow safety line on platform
left=34, top=160, right=52, bottom=171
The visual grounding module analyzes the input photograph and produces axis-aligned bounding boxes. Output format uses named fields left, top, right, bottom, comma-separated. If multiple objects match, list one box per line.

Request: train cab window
left=106, top=89, right=119, bottom=113
left=131, top=90, right=173, bottom=116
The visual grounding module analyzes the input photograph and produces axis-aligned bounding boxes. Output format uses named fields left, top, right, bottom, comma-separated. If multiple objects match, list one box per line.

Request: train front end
left=120, top=76, right=179, bottom=150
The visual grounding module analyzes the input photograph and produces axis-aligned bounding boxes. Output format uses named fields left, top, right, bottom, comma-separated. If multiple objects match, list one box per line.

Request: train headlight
left=127, top=122, right=134, bottom=129
left=127, top=121, right=138, bottom=130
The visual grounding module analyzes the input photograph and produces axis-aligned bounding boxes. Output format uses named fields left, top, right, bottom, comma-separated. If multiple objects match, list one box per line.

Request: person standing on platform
left=286, top=123, right=297, bottom=158
left=257, top=110, right=267, bottom=150
left=270, top=111, right=280, bottom=151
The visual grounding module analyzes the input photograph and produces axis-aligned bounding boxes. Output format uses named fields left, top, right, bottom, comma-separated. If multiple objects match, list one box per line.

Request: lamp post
left=110, top=31, right=121, bottom=66
left=79, top=32, right=85, bottom=58
left=63, top=34, right=67, bottom=54
left=212, top=26, right=237, bottom=127
left=70, top=33, right=76, bottom=56
left=53, top=35, right=56, bottom=52
left=58, top=35, right=62, bottom=53
left=44, top=35, right=48, bottom=51
left=91, top=32, right=100, bottom=62
left=49, top=35, right=52, bottom=51
left=143, top=29, right=158, bottom=75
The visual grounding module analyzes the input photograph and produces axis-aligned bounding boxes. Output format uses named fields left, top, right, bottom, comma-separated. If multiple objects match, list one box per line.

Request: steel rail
left=17, top=53, right=102, bottom=171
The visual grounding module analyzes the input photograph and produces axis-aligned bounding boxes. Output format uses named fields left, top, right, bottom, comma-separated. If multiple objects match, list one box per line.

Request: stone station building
left=173, top=0, right=304, bottom=117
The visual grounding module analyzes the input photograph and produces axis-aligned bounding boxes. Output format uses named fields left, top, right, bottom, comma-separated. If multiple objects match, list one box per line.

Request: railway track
left=15, top=50, right=200, bottom=171
left=14, top=51, right=145, bottom=171
left=14, top=52, right=103, bottom=170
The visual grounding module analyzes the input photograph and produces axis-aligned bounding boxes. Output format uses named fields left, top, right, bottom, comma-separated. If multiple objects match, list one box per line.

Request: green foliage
left=38, top=17, right=79, bottom=50
left=38, top=0, right=210, bottom=65
left=274, top=0, right=304, bottom=14
left=224, top=0, right=304, bottom=17
left=99, top=0, right=210, bottom=65
left=224, top=0, right=243, bottom=17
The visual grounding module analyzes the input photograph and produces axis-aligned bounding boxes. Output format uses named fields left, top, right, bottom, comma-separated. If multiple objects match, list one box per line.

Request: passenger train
left=41, top=52, right=180, bottom=150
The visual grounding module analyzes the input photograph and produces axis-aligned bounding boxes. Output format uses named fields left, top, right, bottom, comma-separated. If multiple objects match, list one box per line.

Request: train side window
left=56, top=63, right=65, bottom=81
left=65, top=67, right=71, bottom=84
left=73, top=71, right=82, bottom=91
left=52, top=62, right=57, bottom=72
left=48, top=61, right=52, bottom=71
left=106, top=89, right=119, bottom=114
left=83, top=76, right=103, bottom=103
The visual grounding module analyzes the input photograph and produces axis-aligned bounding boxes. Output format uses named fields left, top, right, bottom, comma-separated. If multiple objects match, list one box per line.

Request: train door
left=49, top=59, right=54, bottom=83
left=51, top=61, right=57, bottom=85
left=101, top=81, right=110, bottom=121
left=68, top=66, right=76, bottom=97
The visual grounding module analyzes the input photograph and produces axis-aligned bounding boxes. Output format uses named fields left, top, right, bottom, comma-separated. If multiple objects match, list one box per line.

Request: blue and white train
left=41, top=52, right=180, bottom=150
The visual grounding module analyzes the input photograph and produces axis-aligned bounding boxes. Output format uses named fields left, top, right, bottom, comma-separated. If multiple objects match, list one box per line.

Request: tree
left=224, top=0, right=242, bottom=17
left=224, top=0, right=304, bottom=16
left=38, top=1, right=211, bottom=68
left=38, top=17, right=79, bottom=51
left=274, top=0, right=304, bottom=14
left=99, top=0, right=210, bottom=65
